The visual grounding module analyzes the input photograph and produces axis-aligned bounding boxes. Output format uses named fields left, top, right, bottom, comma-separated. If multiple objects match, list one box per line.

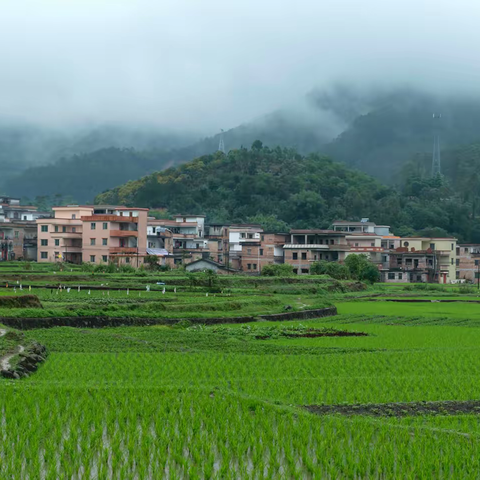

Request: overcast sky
left=1, top=0, right=480, bottom=132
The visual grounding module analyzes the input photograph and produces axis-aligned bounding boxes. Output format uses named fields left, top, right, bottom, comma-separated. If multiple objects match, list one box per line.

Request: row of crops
left=2, top=264, right=480, bottom=477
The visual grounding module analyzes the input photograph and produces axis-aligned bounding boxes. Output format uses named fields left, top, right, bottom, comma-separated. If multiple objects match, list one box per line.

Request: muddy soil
left=305, top=400, right=480, bottom=417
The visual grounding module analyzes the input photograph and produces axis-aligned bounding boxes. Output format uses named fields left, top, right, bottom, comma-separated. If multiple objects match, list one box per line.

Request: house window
left=102, top=255, right=108, bottom=263
left=456, top=271, right=460, bottom=279
left=451, top=258, right=454, bottom=265
left=302, top=269, right=309, bottom=274
left=301, top=252, right=307, bottom=260
left=456, top=259, right=460, bottom=266
left=253, top=264, right=257, bottom=270
left=417, top=275, right=422, bottom=281
left=390, top=244, right=394, bottom=249
left=125, top=257, right=130, bottom=263
left=90, top=238, right=96, bottom=246
left=23, top=216, right=27, bottom=220
left=388, top=273, right=395, bottom=280
left=247, top=248, right=252, bottom=254
left=451, top=243, right=454, bottom=251
left=247, top=264, right=251, bottom=270
left=241, top=233, right=246, bottom=238
left=72, top=227, right=76, bottom=233
left=14, top=231, right=19, bottom=239
left=371, top=243, right=375, bottom=247
left=398, top=273, right=403, bottom=280
left=103, top=223, right=108, bottom=230
left=355, top=243, right=359, bottom=247
left=293, top=269, right=298, bottom=274
left=102, top=238, right=108, bottom=246
left=91, top=223, right=96, bottom=230
left=261, top=235, right=264, bottom=241
left=430, top=243, right=435, bottom=250
left=382, top=256, right=388, bottom=262
left=90, top=255, right=96, bottom=263
left=259, top=249, right=263, bottom=256
left=54, top=226, right=58, bottom=232
left=54, top=252, right=59, bottom=258
left=41, top=239, right=48, bottom=246
left=292, top=252, right=298, bottom=260
left=465, top=248, right=468, bottom=253
left=248, top=234, right=253, bottom=239
left=72, top=214, right=76, bottom=219
left=476, top=260, right=479, bottom=266
left=41, top=252, right=48, bottom=259
left=55, top=239, right=59, bottom=246
left=314, top=254, right=317, bottom=261
left=62, top=226, right=66, bottom=233
left=41, top=225, right=48, bottom=232
left=396, top=257, right=402, bottom=265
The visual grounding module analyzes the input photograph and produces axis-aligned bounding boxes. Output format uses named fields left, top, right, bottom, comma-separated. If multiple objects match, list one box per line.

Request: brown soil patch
left=305, top=400, right=480, bottom=417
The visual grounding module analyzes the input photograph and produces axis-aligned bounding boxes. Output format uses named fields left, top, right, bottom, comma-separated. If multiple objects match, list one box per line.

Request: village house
left=456, top=244, right=480, bottom=282
left=228, top=224, right=263, bottom=271
left=204, top=224, right=230, bottom=265
left=383, top=237, right=457, bottom=283
left=283, top=230, right=350, bottom=274
left=37, top=205, right=148, bottom=265
left=146, top=215, right=207, bottom=267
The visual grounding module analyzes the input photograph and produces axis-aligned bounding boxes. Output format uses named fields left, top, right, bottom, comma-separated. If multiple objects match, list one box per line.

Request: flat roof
left=173, top=214, right=205, bottom=218
left=291, top=229, right=347, bottom=235
left=332, top=220, right=376, bottom=226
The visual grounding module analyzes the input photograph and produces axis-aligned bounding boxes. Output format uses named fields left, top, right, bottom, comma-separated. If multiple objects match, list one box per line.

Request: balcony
left=81, top=215, right=138, bottom=223
left=109, top=247, right=137, bottom=254
left=110, top=229, right=138, bottom=238
left=51, top=232, right=82, bottom=238
left=62, top=246, right=82, bottom=253
left=173, top=247, right=209, bottom=254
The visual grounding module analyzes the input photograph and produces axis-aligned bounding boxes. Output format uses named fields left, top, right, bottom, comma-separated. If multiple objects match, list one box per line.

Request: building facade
left=456, top=244, right=480, bottom=282
left=37, top=205, right=148, bottom=265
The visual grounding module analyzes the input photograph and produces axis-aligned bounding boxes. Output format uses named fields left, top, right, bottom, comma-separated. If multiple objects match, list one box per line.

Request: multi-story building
left=37, top=205, right=148, bottom=265
left=228, top=224, right=263, bottom=271
left=0, top=197, right=48, bottom=261
left=205, top=224, right=230, bottom=265
left=146, top=215, right=207, bottom=266
left=283, top=230, right=350, bottom=274
left=383, top=237, right=457, bottom=283
left=456, top=244, right=480, bottom=282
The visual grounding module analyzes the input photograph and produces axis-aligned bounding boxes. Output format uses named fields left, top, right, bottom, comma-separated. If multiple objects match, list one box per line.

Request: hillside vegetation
left=95, top=143, right=480, bottom=242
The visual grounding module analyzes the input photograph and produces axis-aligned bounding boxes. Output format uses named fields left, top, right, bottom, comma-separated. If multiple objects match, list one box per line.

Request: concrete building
left=283, top=230, right=350, bottom=274
left=383, top=237, right=457, bottom=283
left=146, top=215, right=207, bottom=267
left=456, top=244, right=480, bottom=282
left=205, top=224, right=230, bottom=265
left=332, top=218, right=391, bottom=236
left=37, top=205, right=148, bottom=265
left=228, top=224, right=263, bottom=271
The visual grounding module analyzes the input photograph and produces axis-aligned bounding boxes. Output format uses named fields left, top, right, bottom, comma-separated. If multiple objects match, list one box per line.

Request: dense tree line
left=94, top=142, right=480, bottom=243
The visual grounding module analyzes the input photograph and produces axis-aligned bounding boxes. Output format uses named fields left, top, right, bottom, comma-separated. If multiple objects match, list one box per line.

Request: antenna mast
left=218, top=129, right=225, bottom=154
left=432, top=113, right=442, bottom=176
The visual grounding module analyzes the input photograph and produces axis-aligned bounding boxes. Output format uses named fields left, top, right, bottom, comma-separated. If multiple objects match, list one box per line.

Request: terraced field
left=1, top=262, right=480, bottom=478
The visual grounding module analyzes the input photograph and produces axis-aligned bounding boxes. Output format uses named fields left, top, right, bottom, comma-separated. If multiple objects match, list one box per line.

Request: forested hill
left=324, top=91, right=480, bottom=182
left=95, top=143, right=480, bottom=242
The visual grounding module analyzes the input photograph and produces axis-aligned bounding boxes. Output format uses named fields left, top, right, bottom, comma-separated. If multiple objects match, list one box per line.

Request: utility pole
left=477, top=260, right=479, bottom=291
left=432, top=113, right=442, bottom=177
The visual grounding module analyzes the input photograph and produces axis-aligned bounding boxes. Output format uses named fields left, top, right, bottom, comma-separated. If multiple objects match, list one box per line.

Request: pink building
left=37, top=205, right=148, bottom=265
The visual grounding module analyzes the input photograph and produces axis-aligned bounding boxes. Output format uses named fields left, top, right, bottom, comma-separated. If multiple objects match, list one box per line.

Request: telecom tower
left=218, top=129, right=225, bottom=154
left=432, top=113, right=442, bottom=176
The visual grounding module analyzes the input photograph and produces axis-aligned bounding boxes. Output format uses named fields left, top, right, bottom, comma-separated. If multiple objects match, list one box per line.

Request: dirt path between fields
left=305, top=400, right=480, bottom=417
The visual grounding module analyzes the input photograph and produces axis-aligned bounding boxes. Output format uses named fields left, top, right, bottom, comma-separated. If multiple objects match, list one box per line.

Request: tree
left=345, top=254, right=380, bottom=283
left=310, top=261, right=349, bottom=279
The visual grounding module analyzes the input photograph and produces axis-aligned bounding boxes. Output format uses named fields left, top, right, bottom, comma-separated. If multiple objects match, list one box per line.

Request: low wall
left=0, top=295, right=42, bottom=309
left=1, top=306, right=337, bottom=330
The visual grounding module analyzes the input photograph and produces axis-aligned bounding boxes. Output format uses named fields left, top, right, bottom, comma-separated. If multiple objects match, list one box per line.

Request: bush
left=310, top=261, right=349, bottom=279
left=261, top=264, right=294, bottom=277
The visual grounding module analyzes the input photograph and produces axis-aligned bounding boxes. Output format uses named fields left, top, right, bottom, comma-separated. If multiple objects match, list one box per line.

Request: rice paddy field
left=2, top=262, right=480, bottom=478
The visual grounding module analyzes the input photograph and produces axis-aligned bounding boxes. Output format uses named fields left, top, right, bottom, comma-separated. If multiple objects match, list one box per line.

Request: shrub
left=261, top=264, right=294, bottom=277
left=310, top=261, right=349, bottom=279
